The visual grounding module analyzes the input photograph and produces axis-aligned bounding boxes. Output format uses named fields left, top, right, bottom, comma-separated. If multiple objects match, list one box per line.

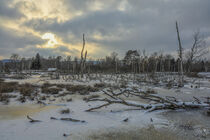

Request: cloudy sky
left=0, top=0, right=210, bottom=59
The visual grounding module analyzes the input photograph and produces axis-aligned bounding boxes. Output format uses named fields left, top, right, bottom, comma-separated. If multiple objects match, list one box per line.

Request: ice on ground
left=0, top=100, right=165, bottom=140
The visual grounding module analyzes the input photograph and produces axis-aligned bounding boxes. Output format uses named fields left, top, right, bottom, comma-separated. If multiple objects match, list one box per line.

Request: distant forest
left=0, top=49, right=209, bottom=74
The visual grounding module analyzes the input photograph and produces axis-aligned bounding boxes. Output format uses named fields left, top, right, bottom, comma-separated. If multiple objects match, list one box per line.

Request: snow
left=0, top=100, right=164, bottom=140
left=198, top=72, right=210, bottom=78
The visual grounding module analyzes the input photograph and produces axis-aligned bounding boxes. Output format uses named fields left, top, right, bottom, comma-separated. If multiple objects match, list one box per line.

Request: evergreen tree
left=31, top=53, right=41, bottom=70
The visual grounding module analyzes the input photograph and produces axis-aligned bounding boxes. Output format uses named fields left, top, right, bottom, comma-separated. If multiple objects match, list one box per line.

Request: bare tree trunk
left=80, top=34, right=86, bottom=78
left=115, top=60, right=118, bottom=73
left=176, top=21, right=184, bottom=87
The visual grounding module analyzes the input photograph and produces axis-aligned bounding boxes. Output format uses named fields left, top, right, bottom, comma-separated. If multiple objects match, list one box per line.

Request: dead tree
left=85, top=88, right=210, bottom=112
left=185, top=31, right=209, bottom=72
left=176, top=21, right=184, bottom=87
left=80, top=34, right=87, bottom=78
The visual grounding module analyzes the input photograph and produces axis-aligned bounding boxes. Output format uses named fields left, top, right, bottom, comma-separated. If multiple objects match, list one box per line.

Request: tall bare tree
left=186, top=31, right=209, bottom=72
left=80, top=34, right=87, bottom=78
left=176, top=21, right=184, bottom=87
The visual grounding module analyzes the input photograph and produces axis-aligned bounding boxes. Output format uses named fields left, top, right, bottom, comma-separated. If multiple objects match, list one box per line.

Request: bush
left=17, top=96, right=26, bottom=103
left=66, top=85, right=99, bottom=95
left=60, top=108, right=70, bottom=114
left=0, top=82, right=18, bottom=93
left=42, top=87, right=61, bottom=94
left=94, top=83, right=107, bottom=88
left=186, top=72, right=199, bottom=78
left=41, top=82, right=62, bottom=95
left=19, top=83, right=35, bottom=96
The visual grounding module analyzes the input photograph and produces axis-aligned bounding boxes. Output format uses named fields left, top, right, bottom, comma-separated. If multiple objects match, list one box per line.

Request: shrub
left=94, top=83, right=107, bottom=88
left=66, top=98, right=72, bottom=102
left=17, top=96, right=26, bottom=103
left=60, top=108, right=70, bottom=114
left=42, top=87, right=61, bottom=94
left=19, top=83, right=35, bottom=96
left=66, top=85, right=99, bottom=95
left=0, top=82, right=18, bottom=93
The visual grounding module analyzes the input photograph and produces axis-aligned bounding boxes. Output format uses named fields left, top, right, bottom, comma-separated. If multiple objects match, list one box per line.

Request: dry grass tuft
left=42, top=87, right=61, bottom=95
left=66, top=85, right=99, bottom=95
left=60, top=108, right=70, bottom=114
left=19, top=83, right=36, bottom=96
left=94, top=83, right=107, bottom=88
left=0, top=93, right=16, bottom=104
left=0, top=81, right=18, bottom=93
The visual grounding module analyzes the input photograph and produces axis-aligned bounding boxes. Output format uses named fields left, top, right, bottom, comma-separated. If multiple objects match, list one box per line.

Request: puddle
left=0, top=104, right=58, bottom=120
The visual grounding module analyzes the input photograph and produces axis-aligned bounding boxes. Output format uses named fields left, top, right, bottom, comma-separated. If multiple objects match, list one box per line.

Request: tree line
left=0, top=49, right=209, bottom=74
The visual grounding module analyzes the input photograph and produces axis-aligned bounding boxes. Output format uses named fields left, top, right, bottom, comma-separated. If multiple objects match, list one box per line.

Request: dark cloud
left=1, top=0, right=210, bottom=59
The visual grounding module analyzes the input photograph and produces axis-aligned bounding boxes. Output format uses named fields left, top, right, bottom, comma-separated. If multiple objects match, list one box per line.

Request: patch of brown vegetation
left=42, top=87, right=61, bottom=95
left=94, top=83, right=107, bottom=88
left=41, top=82, right=63, bottom=95
left=19, top=83, right=36, bottom=96
left=0, top=81, right=18, bottom=93
left=0, top=93, right=16, bottom=104
left=66, top=85, right=99, bottom=95
left=60, top=108, right=70, bottom=114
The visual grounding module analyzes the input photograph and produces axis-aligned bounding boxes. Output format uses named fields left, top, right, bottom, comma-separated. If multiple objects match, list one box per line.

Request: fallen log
left=85, top=89, right=210, bottom=112
left=60, top=118, right=86, bottom=123
left=50, top=117, right=86, bottom=123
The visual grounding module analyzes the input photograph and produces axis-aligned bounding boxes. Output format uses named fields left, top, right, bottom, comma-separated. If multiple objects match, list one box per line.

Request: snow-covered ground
left=0, top=100, right=166, bottom=140
left=0, top=73, right=210, bottom=140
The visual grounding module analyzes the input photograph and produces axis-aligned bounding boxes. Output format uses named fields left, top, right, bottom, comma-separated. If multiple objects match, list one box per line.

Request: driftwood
left=85, top=88, right=210, bottom=112
left=27, top=115, right=41, bottom=123
left=50, top=117, right=86, bottom=123
left=60, top=118, right=86, bottom=123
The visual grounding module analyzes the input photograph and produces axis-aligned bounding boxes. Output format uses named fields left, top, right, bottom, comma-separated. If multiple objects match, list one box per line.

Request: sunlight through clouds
left=0, top=0, right=210, bottom=59
left=41, top=33, right=58, bottom=48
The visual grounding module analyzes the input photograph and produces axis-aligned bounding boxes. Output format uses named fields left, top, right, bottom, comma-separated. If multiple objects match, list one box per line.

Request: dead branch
left=86, top=89, right=210, bottom=112
left=50, top=116, right=85, bottom=122
left=27, top=115, right=41, bottom=123
left=60, top=118, right=86, bottom=123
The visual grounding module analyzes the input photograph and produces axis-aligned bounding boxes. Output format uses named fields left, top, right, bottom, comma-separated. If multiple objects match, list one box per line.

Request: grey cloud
left=0, top=0, right=23, bottom=19
left=0, top=27, right=44, bottom=57
left=2, top=0, right=210, bottom=59
left=19, top=46, right=79, bottom=58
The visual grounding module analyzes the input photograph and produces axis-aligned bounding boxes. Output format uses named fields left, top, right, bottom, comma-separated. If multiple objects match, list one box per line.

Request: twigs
left=85, top=88, right=210, bottom=112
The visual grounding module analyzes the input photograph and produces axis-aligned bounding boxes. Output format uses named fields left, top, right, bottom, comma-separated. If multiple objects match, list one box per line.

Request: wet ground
left=0, top=104, right=59, bottom=120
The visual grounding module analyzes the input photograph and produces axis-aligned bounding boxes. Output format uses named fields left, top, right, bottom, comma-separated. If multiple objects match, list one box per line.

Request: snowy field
left=0, top=73, right=210, bottom=140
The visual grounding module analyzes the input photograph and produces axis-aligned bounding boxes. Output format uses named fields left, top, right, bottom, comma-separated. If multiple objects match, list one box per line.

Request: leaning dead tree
left=85, top=88, right=210, bottom=112
left=80, top=34, right=87, bottom=78
left=176, top=21, right=184, bottom=87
